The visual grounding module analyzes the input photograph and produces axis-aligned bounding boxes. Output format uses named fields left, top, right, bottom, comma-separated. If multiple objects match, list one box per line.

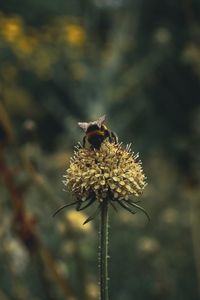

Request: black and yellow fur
left=78, top=115, right=118, bottom=150
left=83, top=123, right=117, bottom=150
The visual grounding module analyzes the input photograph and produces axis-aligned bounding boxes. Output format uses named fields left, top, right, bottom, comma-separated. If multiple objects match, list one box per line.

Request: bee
left=78, top=115, right=118, bottom=150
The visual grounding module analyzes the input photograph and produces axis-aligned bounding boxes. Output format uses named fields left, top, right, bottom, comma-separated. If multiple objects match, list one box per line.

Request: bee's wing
left=78, top=122, right=89, bottom=132
left=96, top=115, right=106, bottom=128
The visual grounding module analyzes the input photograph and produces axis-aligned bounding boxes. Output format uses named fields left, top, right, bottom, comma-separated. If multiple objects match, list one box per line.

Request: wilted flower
left=54, top=140, right=148, bottom=223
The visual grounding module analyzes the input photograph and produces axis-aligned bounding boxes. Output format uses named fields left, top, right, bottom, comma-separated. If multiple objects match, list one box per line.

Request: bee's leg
left=108, top=134, right=112, bottom=143
left=105, top=129, right=118, bottom=144
left=110, top=131, right=118, bottom=143
left=83, top=136, right=86, bottom=148
left=104, top=129, right=112, bottom=143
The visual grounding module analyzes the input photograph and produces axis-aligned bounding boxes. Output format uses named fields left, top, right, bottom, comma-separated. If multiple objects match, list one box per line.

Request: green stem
left=99, top=199, right=109, bottom=300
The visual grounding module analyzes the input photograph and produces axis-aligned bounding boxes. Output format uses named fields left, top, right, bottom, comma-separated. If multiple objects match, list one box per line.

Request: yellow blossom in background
left=15, top=36, right=38, bottom=55
left=137, top=237, right=160, bottom=255
left=182, top=44, right=200, bottom=78
left=161, top=208, right=179, bottom=225
left=62, top=241, right=76, bottom=255
left=86, top=282, right=99, bottom=300
left=0, top=16, right=23, bottom=42
left=0, top=15, right=38, bottom=56
left=65, top=210, right=92, bottom=232
left=64, top=24, right=86, bottom=46
left=182, top=44, right=200, bottom=65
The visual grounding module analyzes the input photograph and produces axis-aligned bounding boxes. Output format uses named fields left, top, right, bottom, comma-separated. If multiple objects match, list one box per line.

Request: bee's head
left=78, top=115, right=106, bottom=132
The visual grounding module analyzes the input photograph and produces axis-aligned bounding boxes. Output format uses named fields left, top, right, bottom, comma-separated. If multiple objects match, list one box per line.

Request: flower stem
left=99, top=199, right=109, bottom=300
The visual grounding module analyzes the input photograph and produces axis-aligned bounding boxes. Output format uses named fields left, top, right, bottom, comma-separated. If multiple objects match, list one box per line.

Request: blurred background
left=0, top=0, right=200, bottom=299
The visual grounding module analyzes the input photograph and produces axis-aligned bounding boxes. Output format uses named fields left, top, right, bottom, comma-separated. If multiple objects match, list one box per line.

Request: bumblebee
left=78, top=115, right=118, bottom=149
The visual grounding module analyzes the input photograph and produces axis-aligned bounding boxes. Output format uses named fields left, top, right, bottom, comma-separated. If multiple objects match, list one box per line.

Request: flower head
left=64, top=141, right=145, bottom=202
left=55, top=140, right=148, bottom=223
